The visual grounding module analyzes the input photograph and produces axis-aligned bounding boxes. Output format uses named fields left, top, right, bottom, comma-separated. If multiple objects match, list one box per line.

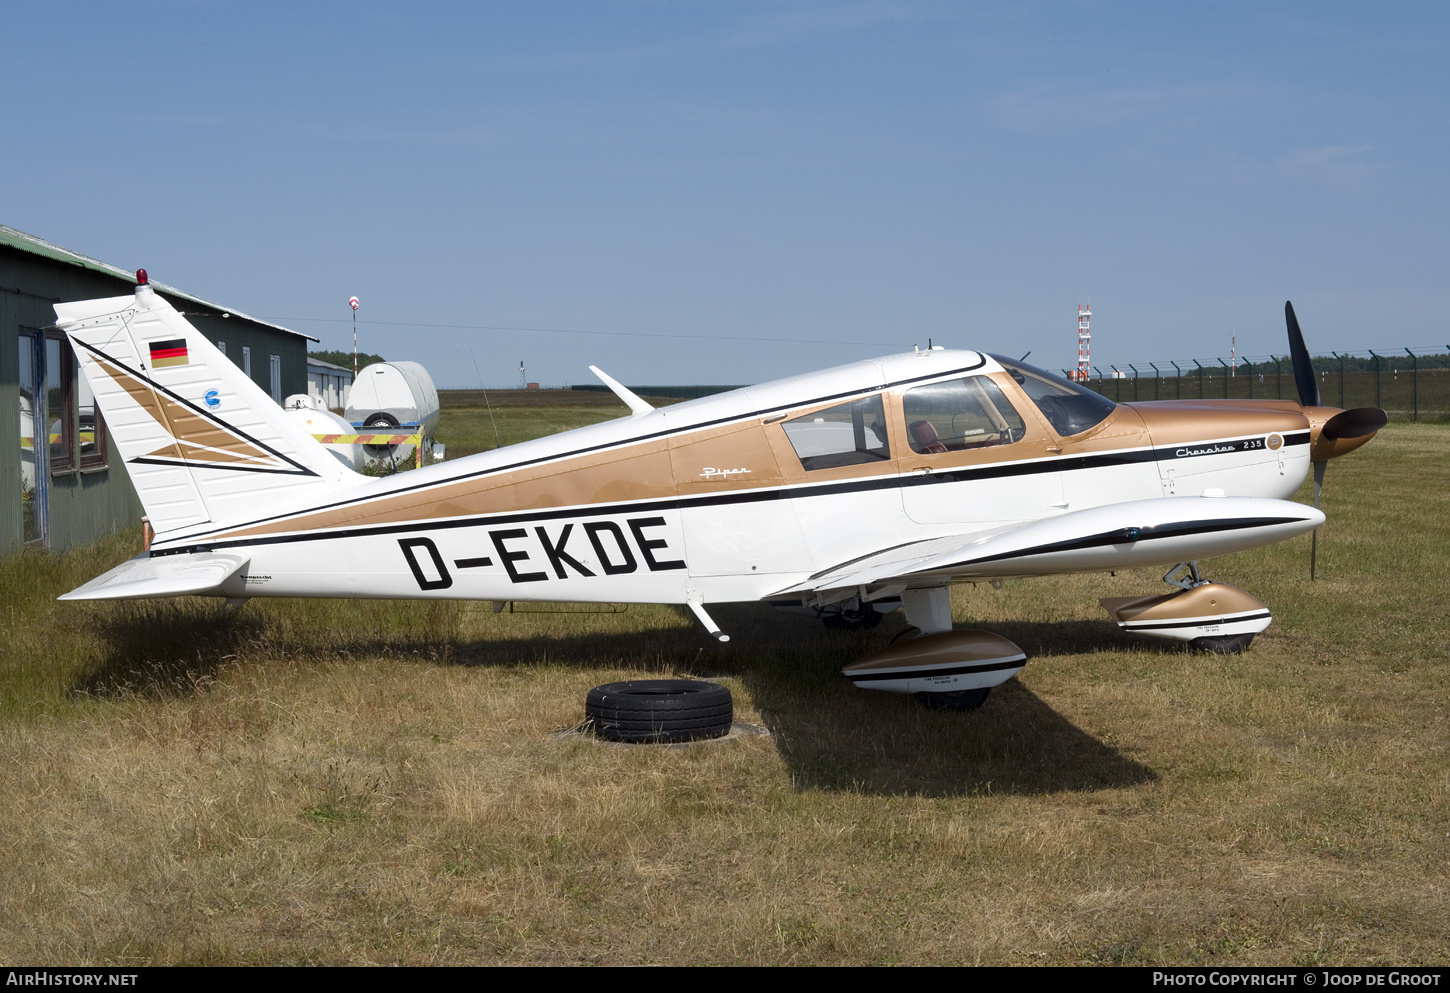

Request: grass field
left=0, top=405, right=1446, bottom=965
left=434, top=389, right=683, bottom=458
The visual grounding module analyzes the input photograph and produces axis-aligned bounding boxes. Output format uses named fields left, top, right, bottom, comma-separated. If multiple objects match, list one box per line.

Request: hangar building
left=307, top=356, right=353, bottom=410
left=1, top=224, right=315, bottom=553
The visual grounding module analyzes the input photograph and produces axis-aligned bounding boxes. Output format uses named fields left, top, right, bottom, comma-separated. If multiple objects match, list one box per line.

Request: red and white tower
left=1075, top=303, right=1092, bottom=381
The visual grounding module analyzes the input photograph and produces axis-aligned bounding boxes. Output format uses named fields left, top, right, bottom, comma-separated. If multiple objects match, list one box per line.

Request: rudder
left=54, top=281, right=363, bottom=540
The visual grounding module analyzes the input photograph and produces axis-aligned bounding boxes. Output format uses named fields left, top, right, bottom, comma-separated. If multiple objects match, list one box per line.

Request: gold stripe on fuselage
left=173, top=380, right=1312, bottom=549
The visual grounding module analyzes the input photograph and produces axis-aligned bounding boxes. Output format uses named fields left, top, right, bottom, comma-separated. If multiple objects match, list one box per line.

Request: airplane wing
left=775, top=495, right=1323, bottom=595
left=58, top=552, right=248, bottom=601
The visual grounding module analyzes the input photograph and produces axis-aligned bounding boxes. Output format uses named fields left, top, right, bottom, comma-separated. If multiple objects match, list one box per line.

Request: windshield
left=990, top=356, right=1117, bottom=437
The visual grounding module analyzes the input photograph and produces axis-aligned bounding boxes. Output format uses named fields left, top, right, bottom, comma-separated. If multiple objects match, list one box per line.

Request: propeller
left=1285, top=301, right=1321, bottom=408
left=1286, top=301, right=1388, bottom=579
left=1322, top=406, right=1388, bottom=441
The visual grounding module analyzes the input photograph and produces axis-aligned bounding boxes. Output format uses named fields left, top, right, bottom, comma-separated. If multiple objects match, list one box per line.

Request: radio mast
left=1075, top=303, right=1092, bottom=381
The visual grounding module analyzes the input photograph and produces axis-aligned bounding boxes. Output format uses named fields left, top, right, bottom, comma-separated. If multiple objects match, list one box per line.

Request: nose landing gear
left=1100, top=562, right=1272, bottom=653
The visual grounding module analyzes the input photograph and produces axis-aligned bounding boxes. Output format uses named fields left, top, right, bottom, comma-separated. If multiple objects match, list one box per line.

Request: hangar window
left=18, top=330, right=110, bottom=546
left=991, top=356, right=1117, bottom=437
left=44, top=334, right=75, bottom=475
left=902, top=376, right=1027, bottom=454
left=77, top=361, right=108, bottom=472
left=782, top=395, right=891, bottom=471
left=32, top=330, right=108, bottom=475
left=18, top=331, right=41, bottom=543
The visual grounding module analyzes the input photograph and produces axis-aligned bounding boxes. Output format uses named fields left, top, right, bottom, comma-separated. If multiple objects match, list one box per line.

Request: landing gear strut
left=823, top=601, right=883, bottom=631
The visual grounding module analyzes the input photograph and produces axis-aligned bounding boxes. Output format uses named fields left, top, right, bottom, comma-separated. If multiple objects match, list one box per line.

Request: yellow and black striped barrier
left=21, top=432, right=431, bottom=468
left=312, top=432, right=428, bottom=468
left=310, top=433, right=422, bottom=445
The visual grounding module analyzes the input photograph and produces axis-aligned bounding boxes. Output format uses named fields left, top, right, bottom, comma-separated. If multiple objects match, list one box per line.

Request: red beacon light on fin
left=136, top=269, right=149, bottom=285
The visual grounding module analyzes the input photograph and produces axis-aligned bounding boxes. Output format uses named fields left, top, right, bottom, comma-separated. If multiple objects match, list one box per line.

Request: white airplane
left=53, top=275, right=1384, bottom=710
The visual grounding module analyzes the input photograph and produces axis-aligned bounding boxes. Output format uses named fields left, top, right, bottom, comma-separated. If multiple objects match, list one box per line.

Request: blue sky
left=3, top=3, right=1447, bottom=387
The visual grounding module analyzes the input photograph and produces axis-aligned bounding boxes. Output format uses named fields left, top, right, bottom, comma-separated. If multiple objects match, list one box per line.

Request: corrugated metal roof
left=0, top=223, right=317, bottom=342
left=307, top=356, right=354, bottom=373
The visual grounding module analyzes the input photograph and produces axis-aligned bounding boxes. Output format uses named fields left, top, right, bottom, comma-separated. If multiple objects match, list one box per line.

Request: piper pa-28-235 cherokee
left=54, top=276, right=1385, bottom=711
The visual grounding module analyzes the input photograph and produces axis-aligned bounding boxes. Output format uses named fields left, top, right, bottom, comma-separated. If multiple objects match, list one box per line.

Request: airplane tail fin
left=55, top=281, right=363, bottom=540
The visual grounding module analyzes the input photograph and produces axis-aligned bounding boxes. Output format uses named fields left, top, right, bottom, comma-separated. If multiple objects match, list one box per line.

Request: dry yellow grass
left=0, top=422, right=1445, bottom=965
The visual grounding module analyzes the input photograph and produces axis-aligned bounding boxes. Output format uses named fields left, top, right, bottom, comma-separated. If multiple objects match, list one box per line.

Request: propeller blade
left=1310, top=460, right=1326, bottom=581
left=1285, top=301, right=1321, bottom=408
left=1322, top=406, right=1388, bottom=441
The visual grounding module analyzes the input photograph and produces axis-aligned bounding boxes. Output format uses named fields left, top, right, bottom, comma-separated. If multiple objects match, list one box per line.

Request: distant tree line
left=1303, top=351, right=1450, bottom=374
left=310, top=349, right=386, bottom=370
left=1075, top=349, right=1450, bottom=381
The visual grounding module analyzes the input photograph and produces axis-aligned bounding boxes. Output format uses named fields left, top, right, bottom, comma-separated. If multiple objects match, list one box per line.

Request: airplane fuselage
left=142, top=350, right=1314, bottom=606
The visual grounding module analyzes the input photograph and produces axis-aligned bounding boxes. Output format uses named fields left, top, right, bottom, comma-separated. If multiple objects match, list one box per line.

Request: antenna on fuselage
left=589, top=365, right=653, bottom=417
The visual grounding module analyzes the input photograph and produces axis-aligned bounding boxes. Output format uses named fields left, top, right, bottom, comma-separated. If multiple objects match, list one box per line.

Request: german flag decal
left=149, top=338, right=189, bottom=368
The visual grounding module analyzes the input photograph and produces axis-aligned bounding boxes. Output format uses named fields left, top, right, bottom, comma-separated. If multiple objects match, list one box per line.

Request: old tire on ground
left=586, top=680, right=733, bottom=743
left=914, top=687, right=991, bottom=712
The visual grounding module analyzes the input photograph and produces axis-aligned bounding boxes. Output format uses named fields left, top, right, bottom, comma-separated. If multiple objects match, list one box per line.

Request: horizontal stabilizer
left=780, top=496, right=1324, bottom=594
left=58, top=552, right=247, bottom=601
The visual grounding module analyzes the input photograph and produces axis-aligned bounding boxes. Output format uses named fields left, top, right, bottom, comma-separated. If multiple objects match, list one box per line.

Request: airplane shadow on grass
left=452, top=601, right=1160, bottom=798
left=699, top=603, right=1160, bottom=798
left=74, top=599, right=1157, bottom=797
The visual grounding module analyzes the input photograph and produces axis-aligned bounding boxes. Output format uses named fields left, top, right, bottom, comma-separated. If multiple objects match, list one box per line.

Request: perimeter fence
left=1072, top=348, right=1450, bottom=420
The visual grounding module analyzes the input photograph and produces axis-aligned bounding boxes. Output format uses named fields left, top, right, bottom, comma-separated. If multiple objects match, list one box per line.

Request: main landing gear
left=1099, top=562, right=1273, bottom=654
left=838, top=587, right=1028, bottom=712
left=823, top=601, right=884, bottom=631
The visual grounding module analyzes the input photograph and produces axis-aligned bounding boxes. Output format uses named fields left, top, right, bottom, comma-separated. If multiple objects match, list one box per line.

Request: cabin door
left=896, top=374, right=1067, bottom=527
left=664, top=407, right=812, bottom=579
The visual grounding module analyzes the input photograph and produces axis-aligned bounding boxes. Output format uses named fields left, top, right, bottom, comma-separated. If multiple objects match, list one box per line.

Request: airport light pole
left=1368, top=350, right=1383, bottom=410
left=349, top=296, right=360, bottom=377
left=1406, top=348, right=1418, bottom=421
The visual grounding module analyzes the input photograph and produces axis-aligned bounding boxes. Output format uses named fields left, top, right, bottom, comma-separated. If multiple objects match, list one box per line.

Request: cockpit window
left=782, top=395, right=890, bottom=471
left=902, top=376, right=1026, bottom=454
left=990, top=356, right=1117, bottom=437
